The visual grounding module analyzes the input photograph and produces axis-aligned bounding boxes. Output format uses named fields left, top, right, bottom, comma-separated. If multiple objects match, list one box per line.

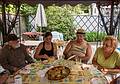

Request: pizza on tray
left=45, top=66, right=70, bottom=80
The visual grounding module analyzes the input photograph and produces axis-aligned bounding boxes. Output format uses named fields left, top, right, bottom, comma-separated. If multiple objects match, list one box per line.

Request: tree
left=0, top=3, right=20, bottom=44
left=0, top=4, right=90, bottom=41
left=45, top=5, right=76, bottom=40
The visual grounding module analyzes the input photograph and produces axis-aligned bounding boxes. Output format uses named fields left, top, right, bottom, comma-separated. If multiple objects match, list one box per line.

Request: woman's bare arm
left=81, top=44, right=92, bottom=62
left=92, top=57, right=104, bottom=70
left=63, top=41, right=72, bottom=57
left=34, top=43, right=48, bottom=59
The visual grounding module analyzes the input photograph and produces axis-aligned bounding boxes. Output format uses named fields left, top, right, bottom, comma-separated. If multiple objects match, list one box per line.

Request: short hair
left=44, top=32, right=52, bottom=38
left=103, top=36, right=118, bottom=50
left=6, top=34, right=19, bottom=42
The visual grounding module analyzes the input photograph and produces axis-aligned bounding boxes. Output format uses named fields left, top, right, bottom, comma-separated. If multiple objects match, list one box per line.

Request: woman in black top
left=34, top=32, right=57, bottom=61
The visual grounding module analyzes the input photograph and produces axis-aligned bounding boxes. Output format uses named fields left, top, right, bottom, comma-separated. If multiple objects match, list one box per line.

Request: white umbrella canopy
left=34, top=4, right=47, bottom=32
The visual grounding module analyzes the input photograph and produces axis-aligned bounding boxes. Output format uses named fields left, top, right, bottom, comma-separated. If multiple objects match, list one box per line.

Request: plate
left=45, top=66, right=70, bottom=80
left=90, top=77, right=107, bottom=84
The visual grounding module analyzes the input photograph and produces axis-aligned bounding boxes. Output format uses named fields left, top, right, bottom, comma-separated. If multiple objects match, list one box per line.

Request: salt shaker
left=14, top=75, right=22, bottom=84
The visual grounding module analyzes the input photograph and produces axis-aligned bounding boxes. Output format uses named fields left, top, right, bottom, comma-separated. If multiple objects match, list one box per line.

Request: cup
left=14, top=75, right=22, bottom=84
left=39, top=70, right=45, bottom=77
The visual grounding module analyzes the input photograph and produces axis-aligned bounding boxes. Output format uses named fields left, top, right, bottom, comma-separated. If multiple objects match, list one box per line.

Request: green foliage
left=0, top=4, right=90, bottom=41
left=45, top=5, right=76, bottom=40
left=85, top=32, right=107, bottom=42
left=40, top=4, right=89, bottom=40
left=20, top=4, right=37, bottom=32
left=0, top=4, right=37, bottom=15
left=73, top=4, right=90, bottom=14
left=5, top=4, right=16, bottom=13
left=20, top=4, right=37, bottom=15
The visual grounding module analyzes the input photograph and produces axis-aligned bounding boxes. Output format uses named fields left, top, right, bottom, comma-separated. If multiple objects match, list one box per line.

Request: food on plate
left=48, top=57, right=55, bottom=63
left=30, top=63, right=44, bottom=70
left=68, top=75, right=77, bottom=81
left=42, top=60, right=49, bottom=64
left=19, top=68, right=30, bottom=74
left=71, top=64, right=82, bottom=71
left=70, top=70, right=78, bottom=75
left=45, top=66, right=70, bottom=80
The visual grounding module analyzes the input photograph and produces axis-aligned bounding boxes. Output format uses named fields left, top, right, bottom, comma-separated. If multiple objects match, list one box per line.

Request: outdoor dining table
left=6, top=59, right=108, bottom=84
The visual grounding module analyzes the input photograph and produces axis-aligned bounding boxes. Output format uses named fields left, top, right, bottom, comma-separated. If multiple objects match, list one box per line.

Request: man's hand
left=0, top=73, right=9, bottom=84
left=13, top=67, right=19, bottom=72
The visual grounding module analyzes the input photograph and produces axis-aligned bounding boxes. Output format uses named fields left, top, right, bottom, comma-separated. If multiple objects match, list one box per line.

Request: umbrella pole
left=2, top=1, right=7, bottom=45
left=40, top=4, right=43, bottom=32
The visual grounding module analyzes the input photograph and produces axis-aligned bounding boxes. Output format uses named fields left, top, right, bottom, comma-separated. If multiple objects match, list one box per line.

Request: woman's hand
left=100, top=68, right=108, bottom=74
left=43, top=54, right=49, bottom=59
left=101, top=68, right=120, bottom=74
left=48, top=56, right=56, bottom=62
left=68, top=51, right=85, bottom=57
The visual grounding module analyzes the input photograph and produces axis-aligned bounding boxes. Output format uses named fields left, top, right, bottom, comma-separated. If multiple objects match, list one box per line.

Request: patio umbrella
left=34, top=4, right=47, bottom=32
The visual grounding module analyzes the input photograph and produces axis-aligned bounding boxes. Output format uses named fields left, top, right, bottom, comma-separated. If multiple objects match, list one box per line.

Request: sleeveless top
left=68, top=41, right=88, bottom=58
left=39, top=42, right=54, bottom=60
left=66, top=41, right=88, bottom=62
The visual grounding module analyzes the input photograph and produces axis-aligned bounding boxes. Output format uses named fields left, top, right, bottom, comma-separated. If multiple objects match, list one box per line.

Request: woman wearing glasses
left=92, top=36, right=120, bottom=73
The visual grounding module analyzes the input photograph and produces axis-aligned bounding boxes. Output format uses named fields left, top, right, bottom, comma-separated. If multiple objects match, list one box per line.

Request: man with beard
left=0, top=34, right=34, bottom=74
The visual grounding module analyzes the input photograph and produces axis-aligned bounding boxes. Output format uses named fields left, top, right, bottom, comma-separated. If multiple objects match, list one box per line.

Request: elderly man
left=0, top=34, right=34, bottom=74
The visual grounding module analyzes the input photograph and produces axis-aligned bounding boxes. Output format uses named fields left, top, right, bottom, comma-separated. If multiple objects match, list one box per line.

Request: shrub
left=85, top=32, right=106, bottom=42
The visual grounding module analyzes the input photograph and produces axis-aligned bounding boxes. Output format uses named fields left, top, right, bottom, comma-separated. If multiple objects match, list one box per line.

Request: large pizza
left=45, top=66, right=70, bottom=80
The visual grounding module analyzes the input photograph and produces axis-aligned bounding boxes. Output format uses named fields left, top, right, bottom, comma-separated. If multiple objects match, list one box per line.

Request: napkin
left=0, top=65, right=5, bottom=74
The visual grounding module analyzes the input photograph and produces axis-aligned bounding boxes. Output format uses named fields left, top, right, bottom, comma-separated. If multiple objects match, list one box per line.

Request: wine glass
left=75, top=55, right=82, bottom=65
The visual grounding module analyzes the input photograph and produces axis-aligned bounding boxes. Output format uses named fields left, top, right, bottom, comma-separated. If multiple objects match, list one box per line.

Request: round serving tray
left=45, top=66, right=70, bottom=80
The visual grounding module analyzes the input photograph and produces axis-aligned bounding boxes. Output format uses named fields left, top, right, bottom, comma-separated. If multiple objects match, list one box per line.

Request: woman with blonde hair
left=92, top=36, right=120, bottom=72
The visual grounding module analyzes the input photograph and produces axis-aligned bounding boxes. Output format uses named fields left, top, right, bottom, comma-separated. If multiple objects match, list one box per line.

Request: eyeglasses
left=103, top=44, right=112, bottom=48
